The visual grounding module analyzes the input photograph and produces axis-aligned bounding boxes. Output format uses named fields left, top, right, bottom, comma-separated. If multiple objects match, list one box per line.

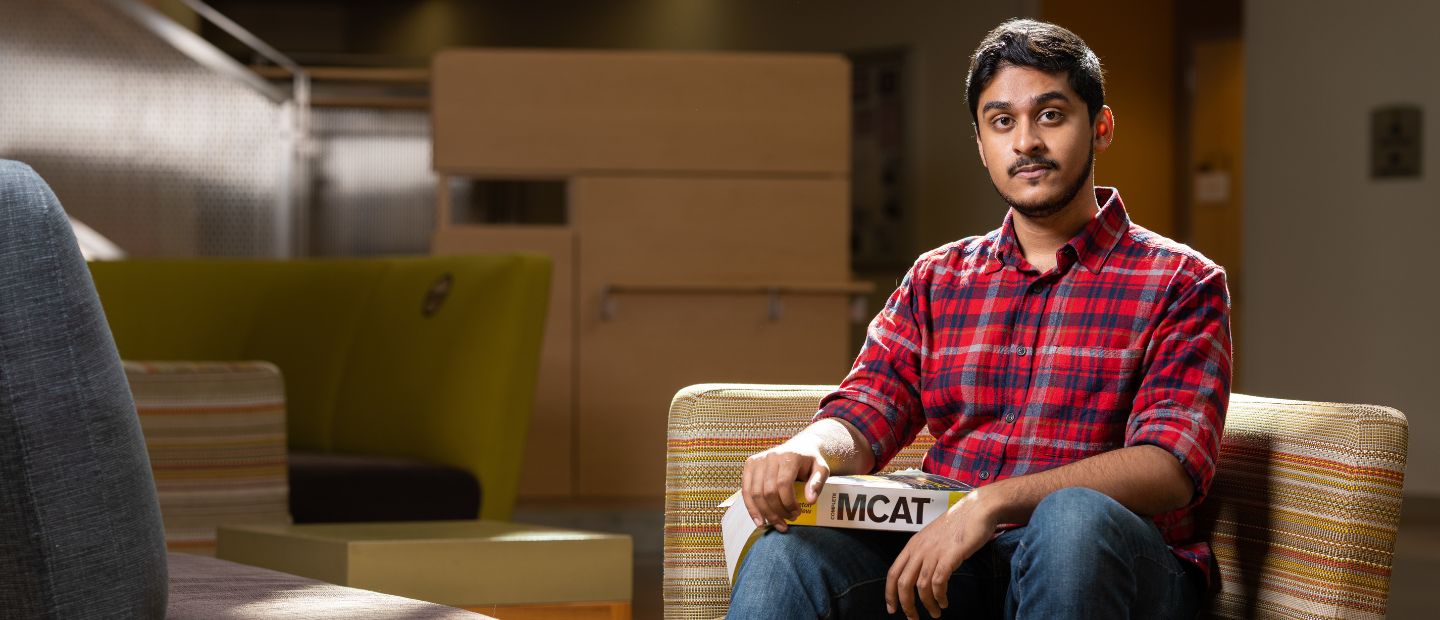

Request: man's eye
left=1040, top=110, right=1064, bottom=122
left=992, top=116, right=1013, bottom=128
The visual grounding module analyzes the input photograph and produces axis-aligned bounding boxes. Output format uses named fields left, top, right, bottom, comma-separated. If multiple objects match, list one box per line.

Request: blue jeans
left=729, top=487, right=1203, bottom=619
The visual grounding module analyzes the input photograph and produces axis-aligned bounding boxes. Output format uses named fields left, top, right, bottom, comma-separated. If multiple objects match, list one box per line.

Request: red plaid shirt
left=816, top=188, right=1231, bottom=580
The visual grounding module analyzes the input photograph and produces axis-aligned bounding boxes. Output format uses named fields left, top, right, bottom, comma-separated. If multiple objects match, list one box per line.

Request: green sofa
left=89, top=255, right=550, bottom=522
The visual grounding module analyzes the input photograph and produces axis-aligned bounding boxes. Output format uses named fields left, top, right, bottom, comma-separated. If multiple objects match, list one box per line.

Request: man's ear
left=975, top=133, right=987, bottom=167
left=1093, top=105, right=1115, bottom=154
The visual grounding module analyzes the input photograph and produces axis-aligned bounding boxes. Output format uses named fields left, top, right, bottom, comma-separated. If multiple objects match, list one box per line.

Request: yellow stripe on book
left=788, top=482, right=818, bottom=525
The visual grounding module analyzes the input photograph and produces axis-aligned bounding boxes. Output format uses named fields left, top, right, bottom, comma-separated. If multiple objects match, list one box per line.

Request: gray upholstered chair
left=0, top=160, right=170, bottom=617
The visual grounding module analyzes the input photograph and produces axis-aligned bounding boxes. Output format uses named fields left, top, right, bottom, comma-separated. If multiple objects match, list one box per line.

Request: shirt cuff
left=1126, top=404, right=1219, bottom=508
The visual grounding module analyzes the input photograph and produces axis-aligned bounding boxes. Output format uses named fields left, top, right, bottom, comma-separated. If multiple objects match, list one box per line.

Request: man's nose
left=1015, top=122, right=1046, bottom=154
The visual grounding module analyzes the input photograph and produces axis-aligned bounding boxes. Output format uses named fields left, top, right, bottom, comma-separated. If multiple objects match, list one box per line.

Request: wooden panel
left=1185, top=37, right=1245, bottom=377
left=1042, top=0, right=1178, bottom=236
left=572, top=177, right=854, bottom=497
left=432, top=49, right=850, bottom=176
left=433, top=225, right=575, bottom=497
left=577, top=295, right=853, bottom=497
left=571, top=177, right=849, bottom=283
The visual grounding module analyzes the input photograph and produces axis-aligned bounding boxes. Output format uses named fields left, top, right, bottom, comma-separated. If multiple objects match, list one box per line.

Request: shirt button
left=1004, top=413, right=1016, bottom=422
left=1017, top=347, right=1028, bottom=356
left=978, top=471, right=990, bottom=481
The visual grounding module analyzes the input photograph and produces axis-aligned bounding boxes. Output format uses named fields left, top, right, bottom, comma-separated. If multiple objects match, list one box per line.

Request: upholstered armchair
left=664, top=384, right=1409, bottom=619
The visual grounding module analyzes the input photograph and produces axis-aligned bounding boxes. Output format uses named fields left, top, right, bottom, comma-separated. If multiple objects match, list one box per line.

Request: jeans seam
left=1010, top=539, right=1027, bottom=611
left=825, top=576, right=888, bottom=619
left=832, top=575, right=888, bottom=603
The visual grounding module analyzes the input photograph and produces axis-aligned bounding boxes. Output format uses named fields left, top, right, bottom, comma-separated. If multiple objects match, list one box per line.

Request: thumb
left=805, top=461, right=830, bottom=503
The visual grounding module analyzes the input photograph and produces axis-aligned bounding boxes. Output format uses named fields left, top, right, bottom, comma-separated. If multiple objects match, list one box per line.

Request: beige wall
left=1245, top=0, right=1437, bottom=495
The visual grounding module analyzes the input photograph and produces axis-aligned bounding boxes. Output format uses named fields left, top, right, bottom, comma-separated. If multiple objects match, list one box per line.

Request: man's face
left=974, top=64, right=1109, bottom=219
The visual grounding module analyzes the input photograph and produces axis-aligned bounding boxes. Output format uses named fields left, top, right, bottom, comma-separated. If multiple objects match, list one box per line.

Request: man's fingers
left=932, top=565, right=951, bottom=611
left=743, top=460, right=779, bottom=529
left=747, top=462, right=782, bottom=530
left=775, top=457, right=802, bottom=518
left=932, top=545, right=966, bottom=610
left=916, top=558, right=943, bottom=619
left=896, top=556, right=922, bottom=619
left=927, top=558, right=952, bottom=615
left=741, top=460, right=764, bottom=527
left=753, top=497, right=785, bottom=532
left=804, top=461, right=829, bottom=503
left=759, top=473, right=793, bottom=532
left=885, top=551, right=905, bottom=615
left=740, top=451, right=830, bottom=533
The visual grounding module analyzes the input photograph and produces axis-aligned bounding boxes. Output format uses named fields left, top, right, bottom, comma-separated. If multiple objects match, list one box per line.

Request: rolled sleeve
left=813, top=260, right=930, bottom=471
left=1125, top=265, right=1231, bottom=509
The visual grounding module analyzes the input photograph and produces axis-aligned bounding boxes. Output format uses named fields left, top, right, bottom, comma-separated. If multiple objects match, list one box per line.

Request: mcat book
left=719, top=469, right=973, bottom=582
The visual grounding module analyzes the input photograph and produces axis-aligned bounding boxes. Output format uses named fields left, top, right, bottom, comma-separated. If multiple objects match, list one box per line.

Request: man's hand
left=740, top=441, right=831, bottom=533
left=885, top=492, right=999, bottom=619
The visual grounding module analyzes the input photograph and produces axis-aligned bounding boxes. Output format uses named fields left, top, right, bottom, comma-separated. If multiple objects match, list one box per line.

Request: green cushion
left=241, top=261, right=377, bottom=451
left=331, top=255, right=549, bottom=520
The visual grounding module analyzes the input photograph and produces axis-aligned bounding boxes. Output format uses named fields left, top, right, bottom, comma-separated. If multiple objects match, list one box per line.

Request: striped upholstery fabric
left=126, top=361, right=292, bottom=553
left=664, top=384, right=1408, bottom=620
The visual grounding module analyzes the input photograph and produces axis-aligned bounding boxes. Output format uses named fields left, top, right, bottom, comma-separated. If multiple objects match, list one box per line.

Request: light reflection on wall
left=0, top=0, right=287, bottom=257
left=310, top=108, right=434, bottom=256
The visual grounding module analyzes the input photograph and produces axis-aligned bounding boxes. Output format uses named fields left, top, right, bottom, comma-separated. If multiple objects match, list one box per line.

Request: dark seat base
left=288, top=452, right=480, bottom=524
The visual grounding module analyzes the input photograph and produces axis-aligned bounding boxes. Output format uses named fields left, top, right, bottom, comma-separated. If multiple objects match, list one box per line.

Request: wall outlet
left=1372, top=105, right=1423, bottom=179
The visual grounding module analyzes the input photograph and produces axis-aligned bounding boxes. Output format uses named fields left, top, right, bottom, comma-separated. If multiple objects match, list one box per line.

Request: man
left=730, top=18, right=1230, bottom=620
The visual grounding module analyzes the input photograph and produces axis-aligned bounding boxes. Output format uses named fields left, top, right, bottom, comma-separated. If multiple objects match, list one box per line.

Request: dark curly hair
left=966, top=19, right=1105, bottom=126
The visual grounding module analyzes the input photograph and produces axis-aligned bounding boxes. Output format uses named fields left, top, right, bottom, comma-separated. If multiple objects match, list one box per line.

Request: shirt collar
left=983, top=187, right=1129, bottom=275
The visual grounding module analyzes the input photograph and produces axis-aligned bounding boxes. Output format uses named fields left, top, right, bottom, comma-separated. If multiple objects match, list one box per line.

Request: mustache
left=1008, top=156, right=1059, bottom=176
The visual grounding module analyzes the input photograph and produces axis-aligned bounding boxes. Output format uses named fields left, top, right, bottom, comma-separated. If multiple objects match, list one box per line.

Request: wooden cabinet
left=431, top=49, right=865, bottom=499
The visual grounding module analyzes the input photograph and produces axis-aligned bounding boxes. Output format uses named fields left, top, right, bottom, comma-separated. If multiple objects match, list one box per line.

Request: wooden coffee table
left=217, top=520, right=632, bottom=619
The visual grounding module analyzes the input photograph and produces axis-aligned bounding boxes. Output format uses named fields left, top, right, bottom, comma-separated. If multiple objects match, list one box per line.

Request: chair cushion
left=128, top=361, right=291, bottom=550
left=166, top=552, right=488, bottom=619
left=288, top=452, right=480, bottom=523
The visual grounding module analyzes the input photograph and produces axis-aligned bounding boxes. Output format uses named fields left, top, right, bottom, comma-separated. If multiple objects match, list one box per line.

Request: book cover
left=719, top=469, right=973, bottom=583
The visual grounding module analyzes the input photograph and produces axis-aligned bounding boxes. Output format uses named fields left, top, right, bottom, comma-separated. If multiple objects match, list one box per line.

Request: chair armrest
left=1205, top=394, right=1408, bottom=619
left=125, top=361, right=291, bottom=553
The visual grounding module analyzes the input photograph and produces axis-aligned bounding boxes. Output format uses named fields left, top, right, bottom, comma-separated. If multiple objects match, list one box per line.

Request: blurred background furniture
left=429, top=50, right=869, bottom=502
left=127, top=360, right=290, bottom=552
left=217, top=520, right=633, bottom=618
left=0, top=159, right=488, bottom=619
left=89, top=254, right=551, bottom=523
left=663, top=384, right=1410, bottom=620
